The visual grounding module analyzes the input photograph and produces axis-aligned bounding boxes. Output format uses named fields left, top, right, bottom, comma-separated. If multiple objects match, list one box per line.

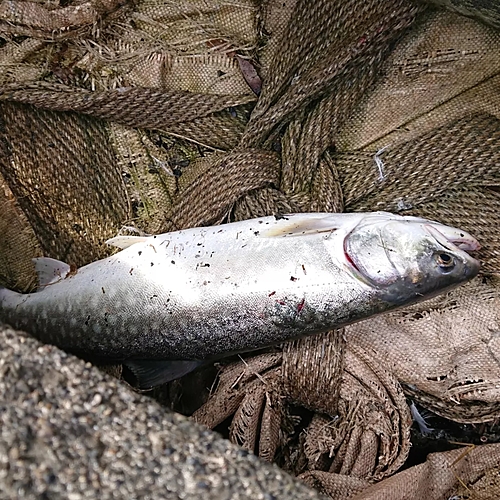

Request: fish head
left=343, top=213, right=481, bottom=302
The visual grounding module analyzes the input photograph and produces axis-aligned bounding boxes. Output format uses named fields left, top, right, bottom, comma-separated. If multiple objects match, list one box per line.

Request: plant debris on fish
left=0, top=212, right=480, bottom=389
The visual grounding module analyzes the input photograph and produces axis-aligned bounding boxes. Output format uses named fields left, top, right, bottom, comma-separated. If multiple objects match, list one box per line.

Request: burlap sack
left=1, top=0, right=500, bottom=498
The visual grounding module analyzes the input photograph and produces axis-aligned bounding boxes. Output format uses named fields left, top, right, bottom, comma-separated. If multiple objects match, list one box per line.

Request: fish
left=0, top=211, right=480, bottom=389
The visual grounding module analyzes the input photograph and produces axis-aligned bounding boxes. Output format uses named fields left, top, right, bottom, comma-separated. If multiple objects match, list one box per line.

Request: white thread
left=374, top=145, right=390, bottom=181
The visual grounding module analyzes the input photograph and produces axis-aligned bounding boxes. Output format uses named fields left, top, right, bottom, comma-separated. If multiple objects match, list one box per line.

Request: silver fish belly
left=0, top=211, right=480, bottom=388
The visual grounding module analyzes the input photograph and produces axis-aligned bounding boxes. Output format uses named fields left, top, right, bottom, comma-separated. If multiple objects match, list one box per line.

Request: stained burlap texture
left=300, top=444, right=500, bottom=499
left=347, top=276, right=500, bottom=423
left=1, top=0, right=500, bottom=499
left=0, top=102, right=130, bottom=291
left=193, top=332, right=412, bottom=482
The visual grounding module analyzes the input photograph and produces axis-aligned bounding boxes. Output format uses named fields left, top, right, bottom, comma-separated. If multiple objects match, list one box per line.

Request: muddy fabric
left=193, top=332, right=412, bottom=481
left=299, top=444, right=500, bottom=499
left=423, top=0, right=500, bottom=28
left=347, top=276, right=500, bottom=423
left=0, top=102, right=129, bottom=290
left=353, top=444, right=500, bottom=500
left=1, top=0, right=500, bottom=499
left=0, top=171, right=43, bottom=291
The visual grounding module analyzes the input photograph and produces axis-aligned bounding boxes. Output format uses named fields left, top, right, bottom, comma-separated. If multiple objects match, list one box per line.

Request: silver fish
left=0, top=211, right=480, bottom=388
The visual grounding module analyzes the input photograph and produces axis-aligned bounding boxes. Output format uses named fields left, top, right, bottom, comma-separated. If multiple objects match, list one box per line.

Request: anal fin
left=123, top=359, right=204, bottom=390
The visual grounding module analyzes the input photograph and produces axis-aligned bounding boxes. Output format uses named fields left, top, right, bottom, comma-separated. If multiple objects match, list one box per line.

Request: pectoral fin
left=33, top=257, right=72, bottom=291
left=123, top=359, right=204, bottom=389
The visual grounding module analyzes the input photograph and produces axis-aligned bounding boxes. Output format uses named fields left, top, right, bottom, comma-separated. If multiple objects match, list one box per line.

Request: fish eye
left=435, top=252, right=455, bottom=271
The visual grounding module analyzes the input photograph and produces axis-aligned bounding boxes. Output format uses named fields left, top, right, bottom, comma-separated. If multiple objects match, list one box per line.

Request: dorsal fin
left=32, top=257, right=71, bottom=291
left=261, top=214, right=341, bottom=238
left=106, top=235, right=149, bottom=249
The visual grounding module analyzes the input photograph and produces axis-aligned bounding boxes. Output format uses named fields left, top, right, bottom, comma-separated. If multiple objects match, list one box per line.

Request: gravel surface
left=0, top=324, right=325, bottom=500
